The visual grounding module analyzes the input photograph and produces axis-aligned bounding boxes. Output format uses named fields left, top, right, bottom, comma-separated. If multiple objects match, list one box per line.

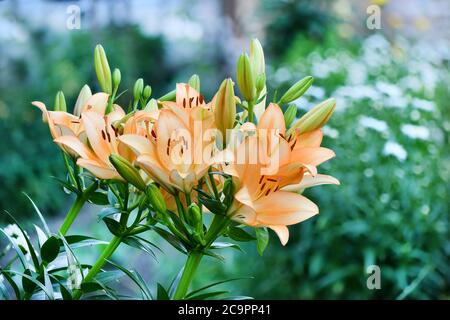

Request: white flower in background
left=411, top=98, right=435, bottom=112
left=385, top=96, right=409, bottom=109
left=347, top=61, right=367, bottom=85
left=333, top=85, right=380, bottom=101
left=376, top=81, right=403, bottom=98
left=4, top=224, right=28, bottom=250
left=322, top=126, right=339, bottom=139
left=383, top=141, right=407, bottom=162
left=359, top=116, right=388, bottom=133
left=273, top=67, right=291, bottom=84
left=306, top=86, right=325, bottom=100
left=401, top=124, right=430, bottom=140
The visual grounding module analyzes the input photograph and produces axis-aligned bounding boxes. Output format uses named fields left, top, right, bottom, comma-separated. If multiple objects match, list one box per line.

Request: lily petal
left=282, top=174, right=340, bottom=192
left=268, top=225, right=289, bottom=246
left=252, top=191, right=319, bottom=226
left=77, top=158, right=121, bottom=180
left=54, top=136, right=97, bottom=160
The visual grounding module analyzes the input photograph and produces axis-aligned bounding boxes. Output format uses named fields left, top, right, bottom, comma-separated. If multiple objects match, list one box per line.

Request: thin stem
left=173, top=251, right=203, bottom=300
left=59, top=183, right=96, bottom=236
left=247, top=100, right=254, bottom=123
left=72, top=235, right=122, bottom=300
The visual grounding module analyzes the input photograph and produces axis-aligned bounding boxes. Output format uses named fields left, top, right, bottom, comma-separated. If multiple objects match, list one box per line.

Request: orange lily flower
left=119, top=83, right=228, bottom=194
left=225, top=103, right=338, bottom=245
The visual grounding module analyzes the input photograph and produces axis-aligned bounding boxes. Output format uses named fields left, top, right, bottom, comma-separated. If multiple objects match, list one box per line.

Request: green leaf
left=0, top=269, right=21, bottom=299
left=59, top=284, right=72, bottom=300
left=156, top=283, right=170, bottom=300
left=2, top=211, right=41, bottom=271
left=89, top=192, right=109, bottom=205
left=0, top=229, right=29, bottom=269
left=228, top=226, right=256, bottom=242
left=123, top=236, right=157, bottom=260
left=186, top=277, right=251, bottom=299
left=210, top=242, right=242, bottom=251
left=107, top=260, right=153, bottom=300
left=151, top=226, right=187, bottom=254
left=186, top=290, right=228, bottom=300
left=255, top=227, right=269, bottom=256
left=41, top=236, right=60, bottom=263
left=95, top=270, right=124, bottom=285
left=23, top=193, right=51, bottom=235
left=3, top=270, right=54, bottom=299
left=98, top=207, right=122, bottom=221
left=103, top=217, right=125, bottom=236
left=22, top=269, right=37, bottom=293
left=42, top=266, right=55, bottom=300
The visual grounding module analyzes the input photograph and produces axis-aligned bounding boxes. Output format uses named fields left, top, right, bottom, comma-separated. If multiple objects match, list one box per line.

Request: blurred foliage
left=262, top=0, right=334, bottom=57
left=0, top=23, right=173, bottom=221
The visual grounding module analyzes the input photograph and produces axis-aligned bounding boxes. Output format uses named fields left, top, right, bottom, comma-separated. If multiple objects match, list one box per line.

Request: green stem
left=72, top=235, right=122, bottom=300
left=173, top=215, right=231, bottom=300
left=173, top=251, right=203, bottom=300
left=247, top=100, right=254, bottom=123
left=59, top=183, right=96, bottom=236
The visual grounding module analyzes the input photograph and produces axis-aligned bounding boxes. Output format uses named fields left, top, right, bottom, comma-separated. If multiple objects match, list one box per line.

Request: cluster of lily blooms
left=33, top=40, right=339, bottom=246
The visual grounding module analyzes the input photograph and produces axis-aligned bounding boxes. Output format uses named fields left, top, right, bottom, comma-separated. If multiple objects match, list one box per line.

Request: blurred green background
left=1, top=0, right=449, bottom=299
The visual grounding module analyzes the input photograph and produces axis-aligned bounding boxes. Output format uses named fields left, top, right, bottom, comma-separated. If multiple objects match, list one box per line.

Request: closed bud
left=236, top=53, right=255, bottom=102
left=188, top=74, right=200, bottom=92
left=284, top=104, right=297, bottom=128
left=249, top=38, right=265, bottom=77
left=188, top=203, right=203, bottom=233
left=146, top=183, right=167, bottom=215
left=255, top=73, right=266, bottom=93
left=288, top=98, right=336, bottom=135
left=54, top=91, right=67, bottom=112
left=94, top=44, right=112, bottom=94
left=214, top=78, right=236, bottom=143
left=109, top=154, right=146, bottom=191
left=112, top=68, right=121, bottom=89
left=133, top=78, right=144, bottom=102
left=158, top=89, right=176, bottom=102
left=73, top=85, right=92, bottom=116
left=143, top=85, right=152, bottom=101
left=144, top=98, right=158, bottom=112
left=279, top=76, right=313, bottom=105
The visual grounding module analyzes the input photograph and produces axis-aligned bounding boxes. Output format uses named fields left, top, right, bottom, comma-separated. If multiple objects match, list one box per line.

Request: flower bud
left=109, top=154, right=146, bottom=191
left=255, top=73, right=266, bottom=93
left=144, top=98, right=158, bottom=112
left=73, top=85, right=92, bottom=117
left=236, top=53, right=255, bottom=102
left=146, top=183, right=167, bottom=215
left=278, top=76, right=313, bottom=105
left=284, top=104, right=297, bottom=128
left=133, top=78, right=144, bottom=103
left=158, top=89, right=176, bottom=102
left=188, top=74, right=200, bottom=92
left=249, top=38, right=265, bottom=77
left=288, top=98, right=336, bottom=135
left=143, top=85, right=152, bottom=101
left=214, top=78, right=236, bottom=143
left=112, top=68, right=121, bottom=89
left=54, top=91, right=67, bottom=112
left=94, top=44, right=112, bottom=94
left=188, top=203, right=203, bottom=232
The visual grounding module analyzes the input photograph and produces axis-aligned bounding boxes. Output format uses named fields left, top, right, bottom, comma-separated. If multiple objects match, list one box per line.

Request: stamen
left=101, top=130, right=106, bottom=140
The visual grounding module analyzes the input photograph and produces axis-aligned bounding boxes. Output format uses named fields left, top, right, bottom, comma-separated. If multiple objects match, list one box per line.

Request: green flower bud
left=188, top=74, right=200, bottom=92
left=143, top=85, right=152, bottom=101
left=146, top=183, right=167, bottom=215
left=158, top=89, right=176, bottom=102
left=284, top=104, right=297, bottom=128
left=133, top=78, right=144, bottom=102
left=279, top=76, right=314, bottom=105
left=73, top=85, right=92, bottom=117
left=249, top=38, right=265, bottom=77
left=214, top=78, right=236, bottom=144
left=112, top=68, right=121, bottom=89
left=54, top=91, right=67, bottom=112
left=94, top=44, right=112, bottom=94
left=109, top=154, right=146, bottom=191
left=144, top=98, right=158, bottom=112
left=188, top=203, right=203, bottom=233
left=236, top=53, right=255, bottom=102
left=255, top=73, right=266, bottom=94
left=288, top=98, right=336, bottom=135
